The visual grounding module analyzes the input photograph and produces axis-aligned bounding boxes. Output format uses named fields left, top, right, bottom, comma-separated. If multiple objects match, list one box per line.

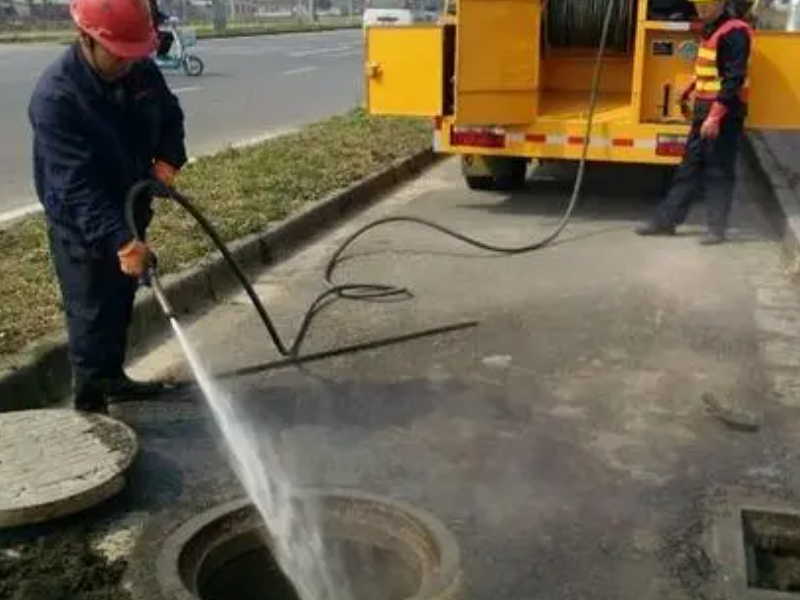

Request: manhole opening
left=196, top=528, right=420, bottom=600
left=743, top=509, right=800, bottom=593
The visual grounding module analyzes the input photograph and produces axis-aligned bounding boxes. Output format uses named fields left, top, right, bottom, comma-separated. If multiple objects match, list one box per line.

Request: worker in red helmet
left=29, top=0, right=187, bottom=412
left=636, top=0, right=752, bottom=245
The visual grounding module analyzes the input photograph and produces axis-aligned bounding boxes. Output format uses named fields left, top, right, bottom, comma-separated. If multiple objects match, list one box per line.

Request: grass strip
left=0, top=110, right=430, bottom=356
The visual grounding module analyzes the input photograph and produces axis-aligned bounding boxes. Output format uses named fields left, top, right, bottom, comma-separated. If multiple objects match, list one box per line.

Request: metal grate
left=743, top=509, right=800, bottom=593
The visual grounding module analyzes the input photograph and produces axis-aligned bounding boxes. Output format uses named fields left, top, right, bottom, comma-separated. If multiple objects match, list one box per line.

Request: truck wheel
left=493, top=158, right=528, bottom=190
left=465, top=176, right=495, bottom=190
left=463, top=156, right=528, bottom=191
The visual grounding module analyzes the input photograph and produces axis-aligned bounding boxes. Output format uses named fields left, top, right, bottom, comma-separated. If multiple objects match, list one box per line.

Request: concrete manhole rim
left=0, top=409, right=139, bottom=528
left=156, top=488, right=462, bottom=600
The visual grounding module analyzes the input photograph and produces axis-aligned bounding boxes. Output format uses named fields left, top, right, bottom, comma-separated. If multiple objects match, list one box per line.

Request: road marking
left=288, top=44, right=356, bottom=57
left=282, top=66, right=319, bottom=75
left=171, top=86, right=203, bottom=94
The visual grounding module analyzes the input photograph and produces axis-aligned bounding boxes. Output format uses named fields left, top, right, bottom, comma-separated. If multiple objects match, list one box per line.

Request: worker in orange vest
left=637, top=0, right=752, bottom=245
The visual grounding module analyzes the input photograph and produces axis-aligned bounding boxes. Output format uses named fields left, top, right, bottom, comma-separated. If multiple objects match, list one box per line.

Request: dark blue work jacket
left=29, top=43, right=186, bottom=253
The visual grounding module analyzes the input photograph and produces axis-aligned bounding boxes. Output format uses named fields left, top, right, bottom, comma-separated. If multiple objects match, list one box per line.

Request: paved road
left=111, top=156, right=800, bottom=598
left=4, top=155, right=800, bottom=597
left=0, top=29, right=363, bottom=221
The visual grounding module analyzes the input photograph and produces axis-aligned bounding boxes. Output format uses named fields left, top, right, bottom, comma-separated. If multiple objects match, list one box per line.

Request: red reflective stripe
left=526, top=133, right=547, bottom=143
left=612, top=138, right=634, bottom=147
left=567, top=136, right=585, bottom=145
left=451, top=130, right=505, bottom=148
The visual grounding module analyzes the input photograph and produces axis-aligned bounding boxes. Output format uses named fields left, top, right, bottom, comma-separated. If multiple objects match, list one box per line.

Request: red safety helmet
left=70, top=0, right=156, bottom=59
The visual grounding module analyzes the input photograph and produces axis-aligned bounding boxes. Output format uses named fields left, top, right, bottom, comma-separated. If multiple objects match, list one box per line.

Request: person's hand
left=153, top=160, right=178, bottom=187
left=700, top=102, right=727, bottom=140
left=118, top=240, right=151, bottom=278
left=680, top=81, right=696, bottom=120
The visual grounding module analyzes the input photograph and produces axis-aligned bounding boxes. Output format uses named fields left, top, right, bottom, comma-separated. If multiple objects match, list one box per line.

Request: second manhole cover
left=0, top=409, right=138, bottom=528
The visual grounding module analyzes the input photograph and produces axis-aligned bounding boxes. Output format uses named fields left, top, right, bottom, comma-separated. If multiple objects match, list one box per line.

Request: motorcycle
left=154, top=18, right=205, bottom=77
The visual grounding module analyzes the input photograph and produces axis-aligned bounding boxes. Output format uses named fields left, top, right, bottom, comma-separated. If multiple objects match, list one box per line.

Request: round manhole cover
left=0, top=409, right=138, bottom=528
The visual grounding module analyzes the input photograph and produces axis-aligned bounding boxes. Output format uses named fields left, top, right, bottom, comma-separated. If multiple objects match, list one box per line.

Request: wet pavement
left=6, top=152, right=800, bottom=599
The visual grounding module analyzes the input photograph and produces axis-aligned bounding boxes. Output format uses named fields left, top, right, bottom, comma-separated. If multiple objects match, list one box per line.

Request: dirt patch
left=0, top=528, right=130, bottom=600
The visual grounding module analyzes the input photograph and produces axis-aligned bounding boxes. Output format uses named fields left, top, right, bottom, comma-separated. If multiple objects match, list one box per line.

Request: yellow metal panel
left=639, top=30, right=695, bottom=123
left=542, top=55, right=633, bottom=95
left=365, top=26, right=443, bottom=117
left=748, top=32, right=800, bottom=130
left=455, top=0, right=540, bottom=124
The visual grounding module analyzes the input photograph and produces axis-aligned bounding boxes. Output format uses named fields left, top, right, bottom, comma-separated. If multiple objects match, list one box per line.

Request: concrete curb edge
left=745, top=131, right=800, bottom=259
left=0, top=147, right=437, bottom=411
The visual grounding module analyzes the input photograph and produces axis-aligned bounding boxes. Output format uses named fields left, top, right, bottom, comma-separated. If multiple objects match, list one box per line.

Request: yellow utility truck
left=364, top=0, right=800, bottom=189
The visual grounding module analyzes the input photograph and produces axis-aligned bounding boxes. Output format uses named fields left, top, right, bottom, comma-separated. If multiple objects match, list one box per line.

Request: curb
left=0, top=148, right=437, bottom=411
left=745, top=131, right=800, bottom=259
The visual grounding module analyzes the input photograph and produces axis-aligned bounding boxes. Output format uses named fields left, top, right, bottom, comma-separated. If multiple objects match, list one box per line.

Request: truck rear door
left=365, top=26, right=445, bottom=117
left=455, top=0, right=540, bottom=125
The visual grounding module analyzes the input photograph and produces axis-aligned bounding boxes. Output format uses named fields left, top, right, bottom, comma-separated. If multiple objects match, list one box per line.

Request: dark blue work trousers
left=47, top=227, right=137, bottom=384
left=654, top=116, right=744, bottom=235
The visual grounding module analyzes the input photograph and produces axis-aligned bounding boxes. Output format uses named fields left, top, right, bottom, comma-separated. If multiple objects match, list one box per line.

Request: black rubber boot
left=635, top=222, right=676, bottom=236
left=73, top=380, right=108, bottom=414
left=103, top=375, right=176, bottom=402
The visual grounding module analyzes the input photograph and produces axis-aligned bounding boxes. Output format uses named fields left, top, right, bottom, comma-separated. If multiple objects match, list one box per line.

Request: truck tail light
left=451, top=127, right=506, bottom=149
left=656, top=134, right=687, bottom=157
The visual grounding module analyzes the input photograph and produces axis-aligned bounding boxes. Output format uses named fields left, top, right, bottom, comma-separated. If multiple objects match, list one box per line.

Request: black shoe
left=73, top=381, right=108, bottom=414
left=103, top=375, right=175, bottom=402
left=700, top=232, right=725, bottom=246
left=635, top=222, right=676, bottom=236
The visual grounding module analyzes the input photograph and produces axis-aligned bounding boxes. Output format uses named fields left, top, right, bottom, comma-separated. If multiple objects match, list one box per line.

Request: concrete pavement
left=0, top=29, right=362, bottom=221
left=98, top=154, right=800, bottom=598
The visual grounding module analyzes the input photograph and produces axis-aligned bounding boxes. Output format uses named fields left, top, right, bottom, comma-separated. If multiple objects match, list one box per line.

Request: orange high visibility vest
left=694, top=18, right=753, bottom=102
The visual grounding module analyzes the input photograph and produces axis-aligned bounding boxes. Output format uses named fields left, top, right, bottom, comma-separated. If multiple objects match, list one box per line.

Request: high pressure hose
left=126, top=0, right=615, bottom=360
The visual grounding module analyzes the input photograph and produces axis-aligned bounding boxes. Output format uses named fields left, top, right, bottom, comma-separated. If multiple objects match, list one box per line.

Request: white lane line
left=322, top=49, right=361, bottom=58
left=288, top=44, right=356, bottom=57
left=171, top=86, right=203, bottom=94
left=282, top=66, right=319, bottom=75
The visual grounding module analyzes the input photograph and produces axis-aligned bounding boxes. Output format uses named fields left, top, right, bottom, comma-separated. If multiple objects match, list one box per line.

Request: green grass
left=0, top=110, right=430, bottom=357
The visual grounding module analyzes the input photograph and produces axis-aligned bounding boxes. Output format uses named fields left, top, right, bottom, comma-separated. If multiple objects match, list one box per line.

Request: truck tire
left=463, top=157, right=528, bottom=191
left=465, top=176, right=496, bottom=190
left=494, top=158, right=528, bottom=190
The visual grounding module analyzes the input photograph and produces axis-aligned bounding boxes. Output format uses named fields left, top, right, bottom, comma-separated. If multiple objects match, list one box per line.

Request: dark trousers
left=48, top=228, right=137, bottom=387
left=654, top=116, right=744, bottom=235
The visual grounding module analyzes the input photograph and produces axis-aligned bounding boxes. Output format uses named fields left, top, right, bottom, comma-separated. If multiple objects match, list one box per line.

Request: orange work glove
left=700, top=101, right=727, bottom=140
left=680, top=81, right=696, bottom=120
left=153, top=160, right=179, bottom=187
left=118, top=240, right=151, bottom=278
